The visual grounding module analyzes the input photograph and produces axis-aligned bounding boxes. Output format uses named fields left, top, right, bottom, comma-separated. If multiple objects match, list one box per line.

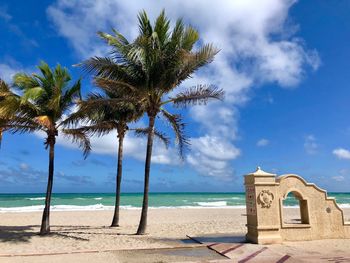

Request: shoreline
left=1, top=204, right=350, bottom=213
left=1, top=208, right=350, bottom=262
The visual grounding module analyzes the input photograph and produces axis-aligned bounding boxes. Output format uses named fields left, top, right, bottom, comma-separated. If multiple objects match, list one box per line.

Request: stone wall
left=244, top=167, right=350, bottom=244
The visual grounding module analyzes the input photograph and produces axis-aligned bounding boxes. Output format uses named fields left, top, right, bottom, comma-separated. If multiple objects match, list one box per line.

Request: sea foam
left=196, top=201, right=227, bottom=207
left=0, top=204, right=248, bottom=212
left=26, top=197, right=45, bottom=201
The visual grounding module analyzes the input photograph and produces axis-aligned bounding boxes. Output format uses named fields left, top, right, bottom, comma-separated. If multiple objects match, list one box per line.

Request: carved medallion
left=258, top=190, right=274, bottom=208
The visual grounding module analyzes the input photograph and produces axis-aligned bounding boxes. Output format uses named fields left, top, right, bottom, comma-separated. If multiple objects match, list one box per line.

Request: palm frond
left=181, top=26, right=199, bottom=50
left=173, top=44, right=219, bottom=87
left=168, top=85, right=224, bottom=108
left=13, top=73, right=41, bottom=90
left=62, top=128, right=91, bottom=159
left=61, top=78, right=81, bottom=110
left=79, top=121, right=119, bottom=137
left=21, top=87, right=45, bottom=102
left=94, top=77, right=137, bottom=94
left=170, top=18, right=184, bottom=47
left=59, top=108, right=89, bottom=127
left=77, top=93, right=137, bottom=111
left=154, top=9, right=170, bottom=47
left=111, top=29, right=130, bottom=46
left=78, top=57, right=121, bottom=77
left=0, top=79, right=16, bottom=96
left=5, top=115, right=41, bottom=134
left=138, top=10, right=153, bottom=37
left=160, top=109, right=189, bottom=158
left=0, top=96, right=20, bottom=119
left=134, top=127, right=170, bottom=148
left=98, top=30, right=131, bottom=60
left=38, top=61, right=54, bottom=84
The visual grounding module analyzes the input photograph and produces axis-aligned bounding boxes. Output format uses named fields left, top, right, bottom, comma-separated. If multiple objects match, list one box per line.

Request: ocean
left=0, top=192, right=349, bottom=212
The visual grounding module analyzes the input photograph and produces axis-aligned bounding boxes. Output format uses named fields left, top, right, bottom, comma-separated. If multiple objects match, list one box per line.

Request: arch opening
left=282, top=191, right=309, bottom=225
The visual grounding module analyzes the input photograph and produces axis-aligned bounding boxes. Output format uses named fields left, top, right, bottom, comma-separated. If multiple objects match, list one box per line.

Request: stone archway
left=280, top=190, right=310, bottom=225
left=244, top=167, right=350, bottom=244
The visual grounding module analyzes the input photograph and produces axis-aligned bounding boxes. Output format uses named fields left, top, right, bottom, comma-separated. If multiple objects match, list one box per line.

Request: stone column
left=244, top=167, right=282, bottom=244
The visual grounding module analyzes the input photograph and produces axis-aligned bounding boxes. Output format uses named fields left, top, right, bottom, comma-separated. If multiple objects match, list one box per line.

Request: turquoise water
left=0, top=192, right=349, bottom=212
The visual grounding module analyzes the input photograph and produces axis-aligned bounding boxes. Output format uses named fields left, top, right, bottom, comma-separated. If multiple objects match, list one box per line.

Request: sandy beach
left=1, top=208, right=350, bottom=262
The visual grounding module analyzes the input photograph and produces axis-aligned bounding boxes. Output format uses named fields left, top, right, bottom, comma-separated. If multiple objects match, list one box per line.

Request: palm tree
left=1, top=61, right=91, bottom=235
left=63, top=77, right=169, bottom=227
left=132, top=11, right=224, bottom=235
left=63, top=78, right=143, bottom=227
left=79, top=10, right=224, bottom=234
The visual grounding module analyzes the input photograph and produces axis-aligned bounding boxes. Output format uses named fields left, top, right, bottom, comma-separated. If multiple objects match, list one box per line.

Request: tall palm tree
left=132, top=10, right=224, bottom=235
left=80, top=10, right=224, bottom=234
left=63, top=77, right=169, bottom=227
left=1, top=61, right=91, bottom=235
left=63, top=79, right=142, bottom=227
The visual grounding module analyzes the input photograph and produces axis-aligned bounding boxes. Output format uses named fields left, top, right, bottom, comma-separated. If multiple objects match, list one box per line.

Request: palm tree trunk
left=40, top=136, right=55, bottom=235
left=136, top=115, right=155, bottom=235
left=111, top=132, right=125, bottom=227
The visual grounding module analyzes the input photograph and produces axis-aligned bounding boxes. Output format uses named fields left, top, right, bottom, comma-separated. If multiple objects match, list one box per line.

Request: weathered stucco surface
left=244, top=167, right=350, bottom=244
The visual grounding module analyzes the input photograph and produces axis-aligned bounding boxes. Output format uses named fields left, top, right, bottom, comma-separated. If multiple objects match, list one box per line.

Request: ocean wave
left=26, top=197, right=45, bottom=201
left=0, top=204, right=246, bottom=212
left=94, top=198, right=103, bottom=200
left=196, top=201, right=227, bottom=207
left=160, top=205, right=246, bottom=209
left=207, top=197, right=243, bottom=201
left=2, top=203, right=349, bottom=213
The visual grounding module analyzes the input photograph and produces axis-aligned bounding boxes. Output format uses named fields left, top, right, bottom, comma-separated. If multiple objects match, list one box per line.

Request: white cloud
left=0, top=58, right=34, bottom=83
left=304, top=135, right=318, bottom=155
left=34, top=130, right=179, bottom=165
left=19, top=163, right=29, bottom=171
left=0, top=63, right=21, bottom=83
left=333, top=148, right=350, bottom=160
left=332, top=175, right=345, bottom=182
left=47, top=0, right=319, bottom=179
left=332, top=169, right=349, bottom=182
left=186, top=135, right=240, bottom=180
left=88, top=132, right=180, bottom=165
left=257, top=139, right=269, bottom=147
left=47, top=0, right=319, bottom=87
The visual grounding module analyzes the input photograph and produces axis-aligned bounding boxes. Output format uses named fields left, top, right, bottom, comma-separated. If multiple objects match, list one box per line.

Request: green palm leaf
left=62, top=128, right=91, bottom=159
left=134, top=127, right=170, bottom=148
left=169, top=84, right=224, bottom=108
left=160, top=109, right=189, bottom=158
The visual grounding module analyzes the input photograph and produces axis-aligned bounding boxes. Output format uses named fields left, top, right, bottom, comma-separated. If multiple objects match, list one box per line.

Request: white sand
left=0, top=209, right=246, bottom=254
left=0, top=208, right=349, bottom=262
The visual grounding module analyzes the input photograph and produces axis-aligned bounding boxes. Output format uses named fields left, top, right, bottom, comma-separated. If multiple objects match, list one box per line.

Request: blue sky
left=0, top=0, right=350, bottom=193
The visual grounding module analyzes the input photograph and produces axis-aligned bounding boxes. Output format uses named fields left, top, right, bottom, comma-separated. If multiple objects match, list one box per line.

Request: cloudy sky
left=1, top=0, right=350, bottom=193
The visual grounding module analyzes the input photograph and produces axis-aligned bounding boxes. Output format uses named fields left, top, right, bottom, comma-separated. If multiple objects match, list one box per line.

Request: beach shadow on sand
left=0, top=224, right=175, bottom=244
left=0, top=225, right=39, bottom=243
left=0, top=225, right=96, bottom=243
